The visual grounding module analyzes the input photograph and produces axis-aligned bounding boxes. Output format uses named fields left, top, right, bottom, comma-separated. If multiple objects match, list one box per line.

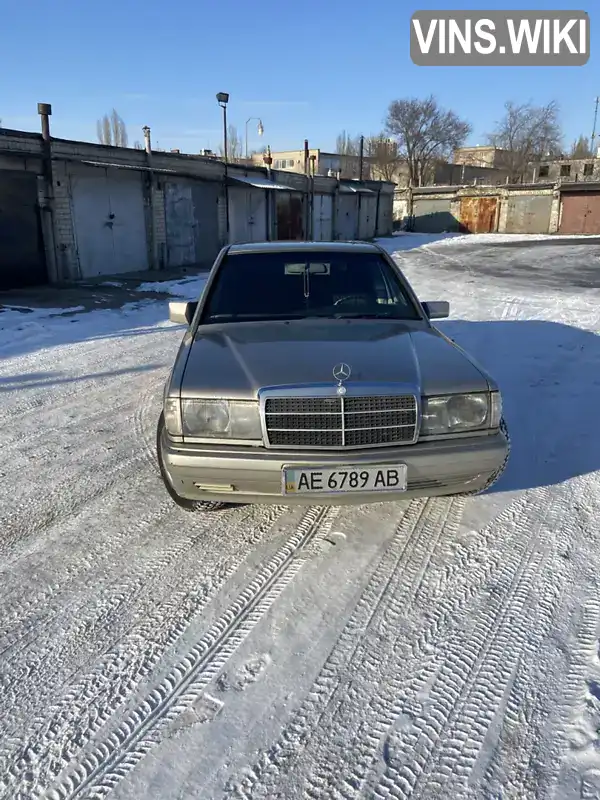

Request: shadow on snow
left=438, top=318, right=600, bottom=494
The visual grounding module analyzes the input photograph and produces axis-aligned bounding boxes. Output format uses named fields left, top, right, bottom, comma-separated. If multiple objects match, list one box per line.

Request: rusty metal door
left=0, top=171, right=47, bottom=289
left=459, top=196, right=498, bottom=233
left=559, top=192, right=600, bottom=234
left=276, top=192, right=304, bottom=240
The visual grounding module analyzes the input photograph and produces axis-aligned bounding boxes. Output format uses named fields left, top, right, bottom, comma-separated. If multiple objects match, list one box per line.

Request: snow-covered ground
left=1, top=233, right=600, bottom=800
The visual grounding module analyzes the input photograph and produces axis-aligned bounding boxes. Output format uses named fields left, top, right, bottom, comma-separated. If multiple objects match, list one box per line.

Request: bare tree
left=365, top=134, right=402, bottom=182
left=385, top=95, right=471, bottom=187
left=486, top=100, right=563, bottom=181
left=569, top=134, right=593, bottom=159
left=133, top=140, right=143, bottom=150
left=336, top=130, right=360, bottom=156
left=96, top=108, right=129, bottom=147
left=218, top=124, right=244, bottom=161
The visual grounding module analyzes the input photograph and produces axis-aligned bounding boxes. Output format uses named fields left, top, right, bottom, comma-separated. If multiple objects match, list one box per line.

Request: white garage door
left=229, top=188, right=267, bottom=243
left=312, top=195, right=333, bottom=241
left=70, top=166, right=149, bottom=278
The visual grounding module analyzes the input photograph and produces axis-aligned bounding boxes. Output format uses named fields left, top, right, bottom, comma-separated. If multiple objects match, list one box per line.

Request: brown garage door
left=559, top=192, right=600, bottom=234
left=459, top=196, right=498, bottom=233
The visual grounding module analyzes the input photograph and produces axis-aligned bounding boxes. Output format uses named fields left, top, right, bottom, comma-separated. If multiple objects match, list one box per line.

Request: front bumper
left=158, top=427, right=509, bottom=506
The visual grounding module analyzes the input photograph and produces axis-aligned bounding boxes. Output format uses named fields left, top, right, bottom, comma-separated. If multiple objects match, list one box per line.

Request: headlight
left=164, top=397, right=182, bottom=436
left=181, top=399, right=262, bottom=440
left=421, top=392, right=495, bottom=436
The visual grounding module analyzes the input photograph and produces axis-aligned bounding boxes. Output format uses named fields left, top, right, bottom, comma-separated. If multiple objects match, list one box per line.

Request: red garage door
left=559, top=192, right=600, bottom=234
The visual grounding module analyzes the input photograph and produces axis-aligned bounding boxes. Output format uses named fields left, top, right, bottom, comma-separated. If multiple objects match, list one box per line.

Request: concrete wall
left=433, top=163, right=510, bottom=186
left=393, top=183, right=564, bottom=235
left=0, top=129, right=395, bottom=286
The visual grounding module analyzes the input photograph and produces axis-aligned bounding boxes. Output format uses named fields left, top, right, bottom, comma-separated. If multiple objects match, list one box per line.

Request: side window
left=371, top=262, right=392, bottom=304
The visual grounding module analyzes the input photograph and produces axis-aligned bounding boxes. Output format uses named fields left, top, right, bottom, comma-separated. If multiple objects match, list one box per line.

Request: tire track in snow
left=0, top=501, right=290, bottom=798
left=0, top=326, right=174, bottom=428
left=0, top=366, right=167, bottom=558
left=0, top=360, right=169, bottom=563
left=366, top=487, right=560, bottom=800
left=0, top=388, right=151, bottom=457
left=0, top=494, right=285, bottom=742
left=0, top=444, right=150, bottom=556
left=19, top=506, right=340, bottom=800
left=132, top=371, right=169, bottom=467
left=542, top=597, right=600, bottom=800
left=224, top=490, right=549, bottom=800
left=478, top=494, right=586, bottom=800
left=224, top=495, right=469, bottom=798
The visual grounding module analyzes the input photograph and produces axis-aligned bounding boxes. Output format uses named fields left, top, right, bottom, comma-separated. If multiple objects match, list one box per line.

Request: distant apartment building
left=251, top=146, right=509, bottom=188
left=453, top=146, right=516, bottom=171
left=529, top=156, right=600, bottom=183
left=251, top=149, right=373, bottom=179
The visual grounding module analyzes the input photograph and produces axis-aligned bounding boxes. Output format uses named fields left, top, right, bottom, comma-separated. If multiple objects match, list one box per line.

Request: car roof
left=227, top=240, right=382, bottom=255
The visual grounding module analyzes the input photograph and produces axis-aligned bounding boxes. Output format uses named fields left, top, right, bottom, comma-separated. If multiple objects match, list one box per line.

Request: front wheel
left=460, top=417, right=511, bottom=497
left=156, top=412, right=229, bottom=512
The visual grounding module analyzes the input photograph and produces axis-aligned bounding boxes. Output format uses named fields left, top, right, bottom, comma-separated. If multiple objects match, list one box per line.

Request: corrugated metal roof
left=228, top=174, right=300, bottom=191
left=79, top=159, right=178, bottom=175
left=339, top=183, right=375, bottom=194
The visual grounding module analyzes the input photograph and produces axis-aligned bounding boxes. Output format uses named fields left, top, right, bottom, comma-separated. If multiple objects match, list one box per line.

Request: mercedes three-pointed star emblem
left=333, top=363, right=351, bottom=395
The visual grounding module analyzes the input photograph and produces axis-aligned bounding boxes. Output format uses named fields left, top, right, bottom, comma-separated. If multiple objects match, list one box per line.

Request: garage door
left=70, top=166, right=148, bottom=278
left=229, top=187, right=268, bottom=243
left=505, top=194, right=552, bottom=234
left=165, top=180, right=221, bottom=266
left=413, top=197, right=457, bottom=233
left=459, top=196, right=498, bottom=234
left=336, top=194, right=357, bottom=240
left=312, top=194, right=333, bottom=240
left=559, top=192, right=600, bottom=234
left=377, top=192, right=393, bottom=236
left=276, top=193, right=304, bottom=240
left=0, top=171, right=47, bottom=289
left=358, top=194, right=377, bottom=239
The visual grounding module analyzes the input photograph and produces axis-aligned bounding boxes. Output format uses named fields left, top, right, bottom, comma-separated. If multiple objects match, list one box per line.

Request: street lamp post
left=216, top=92, right=230, bottom=238
left=245, top=117, right=264, bottom=160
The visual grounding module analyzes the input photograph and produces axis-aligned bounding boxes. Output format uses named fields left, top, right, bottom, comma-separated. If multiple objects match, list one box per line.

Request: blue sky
left=1, top=0, right=596, bottom=155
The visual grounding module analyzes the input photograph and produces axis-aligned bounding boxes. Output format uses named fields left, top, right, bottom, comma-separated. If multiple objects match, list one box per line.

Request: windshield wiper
left=205, top=313, right=307, bottom=322
left=328, top=312, right=409, bottom=320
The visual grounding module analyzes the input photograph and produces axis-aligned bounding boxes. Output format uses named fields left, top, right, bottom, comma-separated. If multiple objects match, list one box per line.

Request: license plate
left=282, top=464, right=407, bottom=495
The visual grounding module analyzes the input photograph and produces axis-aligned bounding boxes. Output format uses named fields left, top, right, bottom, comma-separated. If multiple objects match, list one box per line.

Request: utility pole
left=358, top=135, right=365, bottom=181
left=591, top=96, right=600, bottom=154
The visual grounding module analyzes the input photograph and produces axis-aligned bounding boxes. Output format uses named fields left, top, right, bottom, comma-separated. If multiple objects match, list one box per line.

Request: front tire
left=461, top=417, right=511, bottom=497
left=156, top=412, right=229, bottom=512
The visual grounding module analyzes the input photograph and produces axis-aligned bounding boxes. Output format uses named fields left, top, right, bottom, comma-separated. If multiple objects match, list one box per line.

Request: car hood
left=179, top=319, right=490, bottom=399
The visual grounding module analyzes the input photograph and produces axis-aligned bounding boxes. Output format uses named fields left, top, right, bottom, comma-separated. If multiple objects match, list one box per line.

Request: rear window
left=199, top=251, right=420, bottom=323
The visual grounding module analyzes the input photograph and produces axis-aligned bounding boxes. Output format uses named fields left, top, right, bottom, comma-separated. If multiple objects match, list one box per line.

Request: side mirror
left=422, top=300, right=450, bottom=320
left=169, top=301, right=198, bottom=325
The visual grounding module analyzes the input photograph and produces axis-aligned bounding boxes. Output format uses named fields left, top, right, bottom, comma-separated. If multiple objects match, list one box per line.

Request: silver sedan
left=157, top=241, right=509, bottom=510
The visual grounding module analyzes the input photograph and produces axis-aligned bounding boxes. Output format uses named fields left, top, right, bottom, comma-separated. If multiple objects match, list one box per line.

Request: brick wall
left=51, top=160, right=79, bottom=280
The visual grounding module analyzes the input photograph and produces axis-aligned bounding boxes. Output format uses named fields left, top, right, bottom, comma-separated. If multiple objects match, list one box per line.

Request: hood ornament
left=333, top=362, right=351, bottom=395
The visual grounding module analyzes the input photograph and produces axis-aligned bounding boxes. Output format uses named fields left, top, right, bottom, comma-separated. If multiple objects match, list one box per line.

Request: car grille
left=264, top=395, right=418, bottom=449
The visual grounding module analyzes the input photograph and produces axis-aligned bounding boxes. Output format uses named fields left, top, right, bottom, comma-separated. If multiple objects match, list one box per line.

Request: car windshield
left=199, top=250, right=421, bottom=323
